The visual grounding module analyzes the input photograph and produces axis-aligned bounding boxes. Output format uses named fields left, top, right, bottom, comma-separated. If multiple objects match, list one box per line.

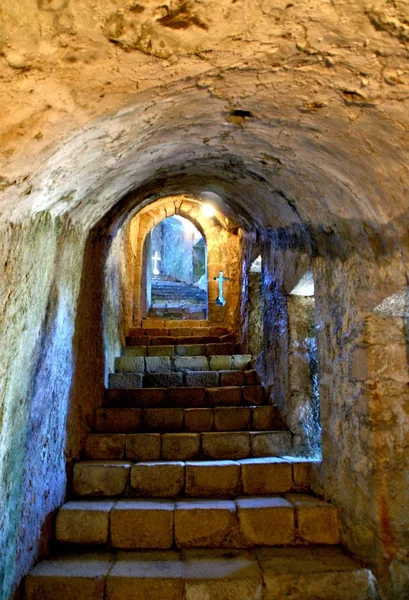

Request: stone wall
left=312, top=254, right=409, bottom=600
left=287, top=295, right=320, bottom=457
left=0, top=215, right=85, bottom=600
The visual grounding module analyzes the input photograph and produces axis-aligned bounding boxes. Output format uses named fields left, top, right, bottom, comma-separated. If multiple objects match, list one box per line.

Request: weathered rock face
left=0, top=1, right=409, bottom=599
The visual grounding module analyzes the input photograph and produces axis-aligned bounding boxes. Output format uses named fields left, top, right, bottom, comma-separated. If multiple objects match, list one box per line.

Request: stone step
left=24, top=547, right=376, bottom=600
left=83, top=430, right=292, bottom=463
left=105, top=386, right=268, bottom=408
left=94, top=406, right=281, bottom=434
left=55, top=493, right=339, bottom=549
left=116, top=355, right=253, bottom=373
left=126, top=336, right=237, bottom=350
left=109, top=372, right=260, bottom=390
left=124, top=342, right=242, bottom=355
left=74, top=457, right=314, bottom=497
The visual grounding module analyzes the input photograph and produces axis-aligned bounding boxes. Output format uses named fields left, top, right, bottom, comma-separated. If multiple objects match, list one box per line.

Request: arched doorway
left=143, top=215, right=208, bottom=319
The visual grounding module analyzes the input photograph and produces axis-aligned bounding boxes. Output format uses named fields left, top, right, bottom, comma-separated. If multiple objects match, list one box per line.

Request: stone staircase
left=24, top=319, right=376, bottom=599
left=151, top=275, right=207, bottom=309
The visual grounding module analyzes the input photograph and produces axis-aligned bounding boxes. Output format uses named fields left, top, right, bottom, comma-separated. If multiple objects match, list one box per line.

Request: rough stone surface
left=55, top=501, right=114, bottom=545
left=185, top=371, right=219, bottom=388
left=257, top=547, right=377, bottom=600
left=143, top=408, right=184, bottom=431
left=184, top=409, right=214, bottom=433
left=175, top=500, right=239, bottom=548
left=184, top=550, right=263, bottom=600
left=73, top=462, right=131, bottom=497
left=251, top=432, right=293, bottom=457
left=131, top=462, right=184, bottom=497
left=236, top=497, right=295, bottom=546
left=185, top=461, right=240, bottom=498
left=145, top=356, right=172, bottom=374
left=24, top=553, right=113, bottom=600
left=111, top=500, right=174, bottom=549
left=107, top=551, right=184, bottom=600
left=202, top=432, right=251, bottom=460
left=214, top=407, right=251, bottom=431
left=126, top=434, right=162, bottom=461
left=109, top=373, right=143, bottom=389
left=162, top=433, right=201, bottom=461
left=84, top=434, right=126, bottom=460
left=240, top=458, right=293, bottom=495
left=209, top=355, right=233, bottom=371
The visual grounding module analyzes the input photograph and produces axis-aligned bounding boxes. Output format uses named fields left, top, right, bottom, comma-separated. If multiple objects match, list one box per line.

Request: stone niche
left=129, top=196, right=242, bottom=329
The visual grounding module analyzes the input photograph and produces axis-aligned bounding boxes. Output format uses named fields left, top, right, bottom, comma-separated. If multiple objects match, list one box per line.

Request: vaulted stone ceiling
left=1, top=0, right=408, bottom=251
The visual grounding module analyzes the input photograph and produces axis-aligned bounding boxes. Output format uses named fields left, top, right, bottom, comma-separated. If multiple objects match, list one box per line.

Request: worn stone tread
left=25, top=547, right=375, bottom=600
left=105, top=386, right=268, bottom=408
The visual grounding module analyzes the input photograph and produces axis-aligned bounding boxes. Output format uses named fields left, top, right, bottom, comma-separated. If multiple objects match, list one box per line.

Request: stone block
left=131, top=462, right=185, bottom=497
left=210, top=327, right=229, bottom=335
left=95, top=409, right=141, bottom=433
left=185, top=461, right=240, bottom=498
left=209, top=355, right=233, bottom=371
left=126, top=433, right=161, bottom=461
left=144, top=373, right=183, bottom=387
left=184, top=408, right=214, bottom=432
left=191, top=327, right=208, bottom=336
left=185, top=371, right=219, bottom=387
left=126, top=336, right=150, bottom=346
left=24, top=553, right=112, bottom=600
left=110, top=500, right=174, bottom=549
left=115, top=356, right=145, bottom=373
left=236, top=497, right=295, bottom=546
left=214, top=407, right=251, bottom=431
left=175, top=500, right=240, bottom=548
left=123, top=346, right=147, bottom=357
left=150, top=336, right=176, bottom=346
left=73, top=461, right=131, bottom=497
left=251, top=432, right=292, bottom=457
left=245, top=370, right=260, bottom=385
left=257, top=547, right=375, bottom=600
left=171, top=327, right=192, bottom=337
left=240, top=458, right=293, bottom=494
left=252, top=406, right=274, bottom=430
left=56, top=501, right=114, bottom=545
left=202, top=432, right=251, bottom=460
left=206, top=343, right=235, bottom=355
left=206, top=387, right=242, bottom=406
left=174, top=356, right=209, bottom=371
left=286, top=494, right=340, bottom=544
left=106, top=551, right=184, bottom=600
left=108, top=373, right=143, bottom=389
left=128, top=328, right=145, bottom=336
left=220, top=370, right=245, bottom=386
left=220, top=334, right=236, bottom=343
left=232, top=355, right=252, bottom=370
left=84, top=434, right=125, bottom=460
left=176, top=344, right=205, bottom=356
left=242, top=386, right=264, bottom=405
left=291, top=459, right=314, bottom=490
left=108, top=388, right=168, bottom=408
left=184, top=550, right=263, bottom=600
left=148, top=345, right=175, bottom=357
left=142, top=408, right=184, bottom=431
left=142, top=319, right=165, bottom=328
left=145, top=356, right=172, bottom=374
left=168, top=387, right=206, bottom=407
left=145, top=328, right=169, bottom=336
left=178, top=336, right=213, bottom=345
left=162, top=433, right=201, bottom=460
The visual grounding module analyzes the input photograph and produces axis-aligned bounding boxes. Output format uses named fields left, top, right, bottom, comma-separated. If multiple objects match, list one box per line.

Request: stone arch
left=130, top=195, right=242, bottom=330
